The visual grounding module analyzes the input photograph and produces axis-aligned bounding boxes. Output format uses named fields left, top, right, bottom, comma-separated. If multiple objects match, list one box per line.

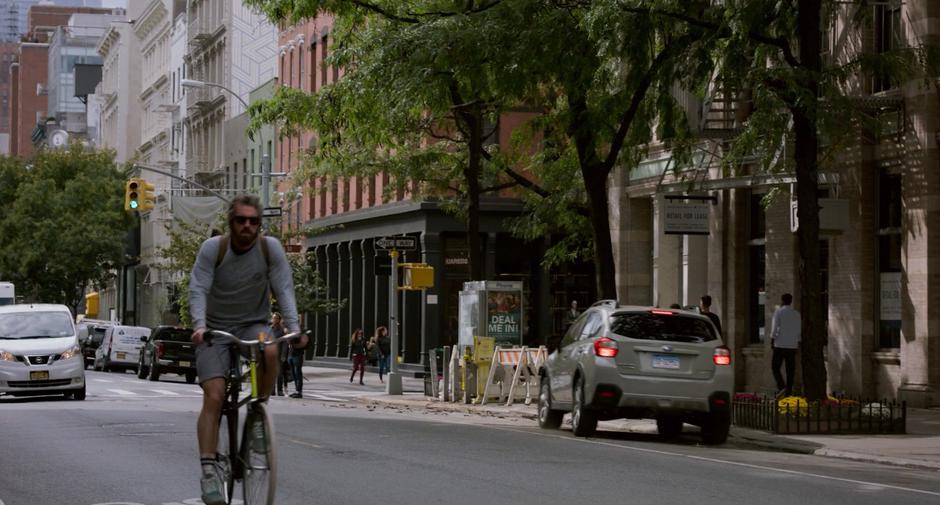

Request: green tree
left=0, top=147, right=133, bottom=310
left=247, top=0, right=549, bottom=281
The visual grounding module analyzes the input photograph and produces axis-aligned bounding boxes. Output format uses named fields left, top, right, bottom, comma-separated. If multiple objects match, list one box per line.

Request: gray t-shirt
left=189, top=235, right=300, bottom=334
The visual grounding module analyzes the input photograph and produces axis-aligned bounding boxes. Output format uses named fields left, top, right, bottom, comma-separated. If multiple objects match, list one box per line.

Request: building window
left=749, top=193, right=766, bottom=345
left=874, top=2, right=904, bottom=92
left=878, top=172, right=902, bottom=349
left=321, top=35, right=328, bottom=88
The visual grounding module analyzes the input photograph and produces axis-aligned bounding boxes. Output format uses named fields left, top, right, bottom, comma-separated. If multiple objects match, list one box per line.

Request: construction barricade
left=480, top=346, right=547, bottom=406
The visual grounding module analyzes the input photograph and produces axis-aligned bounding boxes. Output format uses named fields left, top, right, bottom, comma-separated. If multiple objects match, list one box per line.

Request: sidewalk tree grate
left=732, top=394, right=906, bottom=435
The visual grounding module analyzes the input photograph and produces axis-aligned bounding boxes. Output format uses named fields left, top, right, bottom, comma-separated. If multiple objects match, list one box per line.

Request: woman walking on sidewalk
left=349, top=328, right=367, bottom=385
left=372, top=326, right=390, bottom=383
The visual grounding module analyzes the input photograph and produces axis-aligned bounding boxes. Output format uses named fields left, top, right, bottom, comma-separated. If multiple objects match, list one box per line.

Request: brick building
left=6, top=4, right=115, bottom=158
left=614, top=1, right=939, bottom=406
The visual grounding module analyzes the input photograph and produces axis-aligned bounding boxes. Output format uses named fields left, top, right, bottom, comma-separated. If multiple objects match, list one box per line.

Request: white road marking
left=150, top=389, right=180, bottom=396
left=493, top=426, right=940, bottom=498
left=309, top=393, right=345, bottom=402
left=91, top=378, right=114, bottom=383
left=107, top=389, right=136, bottom=396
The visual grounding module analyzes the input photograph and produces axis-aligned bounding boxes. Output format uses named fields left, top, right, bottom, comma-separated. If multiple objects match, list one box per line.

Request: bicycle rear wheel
left=240, top=402, right=276, bottom=505
left=217, top=408, right=237, bottom=504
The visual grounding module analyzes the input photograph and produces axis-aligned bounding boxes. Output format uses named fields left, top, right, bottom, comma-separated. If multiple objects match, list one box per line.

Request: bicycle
left=206, top=328, right=306, bottom=505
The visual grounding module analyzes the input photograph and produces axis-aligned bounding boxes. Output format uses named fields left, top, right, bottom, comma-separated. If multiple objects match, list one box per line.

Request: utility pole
left=387, top=249, right=403, bottom=395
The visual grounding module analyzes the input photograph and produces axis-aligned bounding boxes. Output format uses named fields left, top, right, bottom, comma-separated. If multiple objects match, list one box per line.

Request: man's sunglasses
left=234, top=215, right=261, bottom=226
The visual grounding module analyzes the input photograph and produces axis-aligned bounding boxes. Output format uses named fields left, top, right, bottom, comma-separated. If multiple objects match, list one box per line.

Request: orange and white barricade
left=480, top=346, right=548, bottom=406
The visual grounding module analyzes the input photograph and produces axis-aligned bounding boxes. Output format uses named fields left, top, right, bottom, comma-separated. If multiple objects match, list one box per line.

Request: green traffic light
left=129, top=200, right=139, bottom=209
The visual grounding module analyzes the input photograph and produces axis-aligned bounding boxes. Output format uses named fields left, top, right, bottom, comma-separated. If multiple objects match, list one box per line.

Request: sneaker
left=289, top=392, right=302, bottom=398
left=200, top=467, right=225, bottom=505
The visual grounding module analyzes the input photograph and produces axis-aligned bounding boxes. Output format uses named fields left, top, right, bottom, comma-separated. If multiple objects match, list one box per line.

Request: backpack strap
left=215, top=235, right=229, bottom=269
left=214, top=234, right=270, bottom=269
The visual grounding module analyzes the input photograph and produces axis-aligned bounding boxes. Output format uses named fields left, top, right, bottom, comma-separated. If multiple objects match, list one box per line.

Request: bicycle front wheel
left=241, top=402, right=276, bottom=505
left=217, top=409, right=237, bottom=504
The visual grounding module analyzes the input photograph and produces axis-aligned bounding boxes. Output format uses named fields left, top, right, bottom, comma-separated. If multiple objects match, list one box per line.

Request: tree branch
left=480, top=181, right=519, bottom=193
left=617, top=3, right=801, bottom=68
left=602, top=40, right=678, bottom=171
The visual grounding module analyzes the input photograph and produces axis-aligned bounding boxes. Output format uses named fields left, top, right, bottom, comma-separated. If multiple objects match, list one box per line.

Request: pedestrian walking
left=287, top=328, right=307, bottom=398
left=272, top=313, right=290, bottom=396
left=349, top=328, right=367, bottom=385
left=770, top=293, right=801, bottom=397
left=700, top=295, right=722, bottom=337
left=374, top=326, right=390, bottom=383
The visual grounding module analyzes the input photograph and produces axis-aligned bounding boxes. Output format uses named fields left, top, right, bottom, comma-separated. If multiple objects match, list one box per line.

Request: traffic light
left=137, top=178, right=156, bottom=212
left=124, top=178, right=140, bottom=211
left=124, top=178, right=156, bottom=212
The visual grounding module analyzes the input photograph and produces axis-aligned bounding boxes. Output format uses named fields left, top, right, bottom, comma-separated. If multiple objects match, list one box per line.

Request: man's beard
left=231, top=227, right=257, bottom=250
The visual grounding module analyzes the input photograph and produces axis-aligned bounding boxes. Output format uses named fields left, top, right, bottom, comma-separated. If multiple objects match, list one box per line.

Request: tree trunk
left=793, top=0, right=827, bottom=402
left=583, top=167, right=618, bottom=300
left=464, top=103, right=485, bottom=281
left=567, top=93, right=617, bottom=300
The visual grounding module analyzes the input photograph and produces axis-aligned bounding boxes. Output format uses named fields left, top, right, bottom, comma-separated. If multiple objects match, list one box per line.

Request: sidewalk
left=300, top=363, right=940, bottom=470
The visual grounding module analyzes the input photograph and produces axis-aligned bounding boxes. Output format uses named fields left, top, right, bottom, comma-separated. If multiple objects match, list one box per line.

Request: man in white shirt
left=770, top=293, right=801, bottom=397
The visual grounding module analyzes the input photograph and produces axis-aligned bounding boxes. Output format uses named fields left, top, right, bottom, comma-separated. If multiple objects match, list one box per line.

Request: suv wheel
left=68, top=386, right=86, bottom=401
left=537, top=377, right=563, bottom=429
left=185, top=372, right=197, bottom=384
left=701, top=411, right=730, bottom=445
left=656, top=416, right=683, bottom=439
left=571, top=375, right=597, bottom=437
left=148, top=356, right=161, bottom=382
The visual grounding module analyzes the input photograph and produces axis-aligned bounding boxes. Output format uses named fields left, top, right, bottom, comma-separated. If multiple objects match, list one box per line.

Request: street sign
left=374, top=236, right=417, bottom=251
left=262, top=207, right=282, bottom=218
left=374, top=255, right=391, bottom=276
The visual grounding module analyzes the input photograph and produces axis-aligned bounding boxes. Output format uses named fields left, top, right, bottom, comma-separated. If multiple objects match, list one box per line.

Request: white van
left=94, top=325, right=150, bottom=373
left=0, top=304, right=86, bottom=400
left=0, top=282, right=14, bottom=306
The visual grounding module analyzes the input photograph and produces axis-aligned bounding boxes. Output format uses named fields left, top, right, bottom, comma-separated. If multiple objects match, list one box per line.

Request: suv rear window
left=609, top=313, right=717, bottom=343
left=154, top=329, right=192, bottom=342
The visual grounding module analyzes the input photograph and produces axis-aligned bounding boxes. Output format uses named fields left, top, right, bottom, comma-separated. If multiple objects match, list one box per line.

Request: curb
left=356, top=395, right=537, bottom=420
left=812, top=448, right=940, bottom=471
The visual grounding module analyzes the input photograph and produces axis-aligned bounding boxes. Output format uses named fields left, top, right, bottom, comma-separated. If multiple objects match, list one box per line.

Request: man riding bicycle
left=189, top=194, right=306, bottom=505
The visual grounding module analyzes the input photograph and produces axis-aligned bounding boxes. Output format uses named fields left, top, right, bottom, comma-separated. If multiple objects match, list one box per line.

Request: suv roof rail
left=590, top=299, right=619, bottom=308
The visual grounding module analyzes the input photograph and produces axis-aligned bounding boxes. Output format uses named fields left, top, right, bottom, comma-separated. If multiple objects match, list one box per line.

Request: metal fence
left=732, top=396, right=906, bottom=434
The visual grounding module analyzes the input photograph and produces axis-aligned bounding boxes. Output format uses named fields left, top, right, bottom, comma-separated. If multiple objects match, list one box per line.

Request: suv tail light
left=713, top=346, right=731, bottom=366
left=156, top=342, right=165, bottom=359
left=594, top=337, right=619, bottom=358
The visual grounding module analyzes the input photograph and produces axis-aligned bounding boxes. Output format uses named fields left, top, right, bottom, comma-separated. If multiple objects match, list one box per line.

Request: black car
left=78, top=320, right=114, bottom=369
left=137, top=326, right=197, bottom=383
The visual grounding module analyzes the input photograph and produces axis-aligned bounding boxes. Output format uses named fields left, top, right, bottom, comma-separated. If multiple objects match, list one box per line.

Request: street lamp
left=180, top=78, right=274, bottom=215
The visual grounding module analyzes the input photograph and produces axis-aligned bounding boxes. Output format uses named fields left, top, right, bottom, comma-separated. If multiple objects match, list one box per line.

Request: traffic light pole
left=133, top=163, right=231, bottom=204
left=386, top=249, right=403, bottom=395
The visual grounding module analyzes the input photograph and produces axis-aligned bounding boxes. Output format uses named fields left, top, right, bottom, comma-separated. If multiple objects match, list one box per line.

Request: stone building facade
left=613, top=1, right=940, bottom=406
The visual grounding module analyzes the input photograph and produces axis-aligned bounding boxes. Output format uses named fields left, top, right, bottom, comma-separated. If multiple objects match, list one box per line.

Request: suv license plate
left=652, top=354, right=680, bottom=369
left=179, top=361, right=190, bottom=368
left=117, top=352, right=126, bottom=359
left=30, top=371, right=49, bottom=380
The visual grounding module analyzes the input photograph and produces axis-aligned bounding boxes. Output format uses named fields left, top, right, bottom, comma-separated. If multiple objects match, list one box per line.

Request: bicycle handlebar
left=205, top=329, right=309, bottom=348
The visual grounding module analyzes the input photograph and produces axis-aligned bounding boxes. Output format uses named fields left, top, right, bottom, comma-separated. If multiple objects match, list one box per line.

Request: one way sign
left=374, top=236, right=417, bottom=251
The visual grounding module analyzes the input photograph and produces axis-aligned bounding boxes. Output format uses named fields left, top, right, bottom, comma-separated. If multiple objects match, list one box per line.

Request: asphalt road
left=1, top=370, right=939, bottom=505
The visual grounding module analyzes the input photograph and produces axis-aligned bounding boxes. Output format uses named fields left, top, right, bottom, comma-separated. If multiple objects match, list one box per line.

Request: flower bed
left=732, top=394, right=906, bottom=434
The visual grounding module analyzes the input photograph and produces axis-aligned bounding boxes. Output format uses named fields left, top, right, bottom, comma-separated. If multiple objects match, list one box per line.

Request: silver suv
left=538, top=300, right=733, bottom=444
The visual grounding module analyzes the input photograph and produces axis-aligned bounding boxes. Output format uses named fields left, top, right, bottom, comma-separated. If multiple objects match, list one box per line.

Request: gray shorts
left=196, top=323, right=271, bottom=385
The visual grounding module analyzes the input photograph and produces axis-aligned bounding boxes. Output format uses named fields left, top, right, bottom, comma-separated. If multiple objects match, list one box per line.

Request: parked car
left=77, top=319, right=116, bottom=369
left=94, top=324, right=150, bottom=373
left=0, top=304, right=86, bottom=400
left=137, top=326, right=197, bottom=383
left=537, top=300, right=733, bottom=444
